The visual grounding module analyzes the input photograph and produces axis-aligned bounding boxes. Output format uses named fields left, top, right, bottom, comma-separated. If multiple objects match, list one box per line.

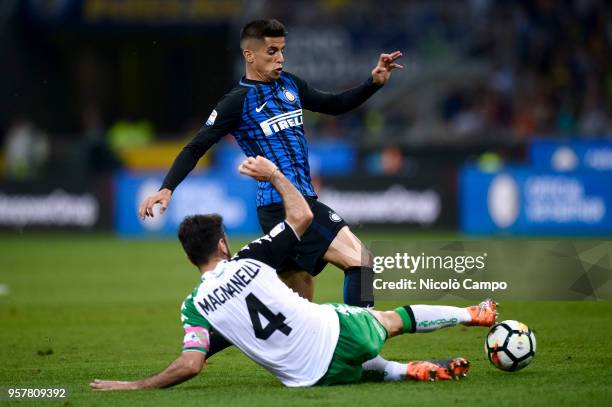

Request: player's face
left=250, top=37, right=285, bottom=81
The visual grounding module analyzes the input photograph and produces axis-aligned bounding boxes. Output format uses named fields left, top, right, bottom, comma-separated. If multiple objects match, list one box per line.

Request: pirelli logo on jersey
left=259, top=109, right=303, bottom=136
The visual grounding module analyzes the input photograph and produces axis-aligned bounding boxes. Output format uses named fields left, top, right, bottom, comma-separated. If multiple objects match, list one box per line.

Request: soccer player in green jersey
left=92, top=156, right=497, bottom=390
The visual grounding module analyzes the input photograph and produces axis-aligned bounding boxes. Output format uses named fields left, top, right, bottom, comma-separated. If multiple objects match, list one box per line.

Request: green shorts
left=317, top=304, right=388, bottom=386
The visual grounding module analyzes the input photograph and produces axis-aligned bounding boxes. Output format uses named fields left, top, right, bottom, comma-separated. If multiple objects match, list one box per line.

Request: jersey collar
left=201, top=260, right=228, bottom=280
left=239, top=75, right=281, bottom=87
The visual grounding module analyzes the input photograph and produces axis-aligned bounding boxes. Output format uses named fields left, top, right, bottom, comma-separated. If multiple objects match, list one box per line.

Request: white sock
left=410, top=305, right=471, bottom=332
left=383, top=361, right=408, bottom=381
left=362, top=356, right=409, bottom=382
left=362, top=355, right=387, bottom=372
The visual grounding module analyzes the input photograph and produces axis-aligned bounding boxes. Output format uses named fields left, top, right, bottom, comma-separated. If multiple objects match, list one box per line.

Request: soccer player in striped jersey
left=138, top=19, right=403, bottom=311
left=92, top=156, right=497, bottom=390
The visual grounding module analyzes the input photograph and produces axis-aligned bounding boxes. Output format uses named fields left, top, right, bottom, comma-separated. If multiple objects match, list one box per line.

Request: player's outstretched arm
left=138, top=90, right=244, bottom=220
left=238, top=156, right=313, bottom=236
left=137, top=132, right=215, bottom=220
left=90, top=351, right=206, bottom=391
left=290, top=51, right=402, bottom=116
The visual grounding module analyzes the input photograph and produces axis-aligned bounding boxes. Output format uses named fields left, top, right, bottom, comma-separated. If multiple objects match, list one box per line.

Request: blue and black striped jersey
left=162, top=71, right=381, bottom=207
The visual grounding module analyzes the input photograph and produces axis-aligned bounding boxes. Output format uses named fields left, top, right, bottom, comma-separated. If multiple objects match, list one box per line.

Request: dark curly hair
left=178, top=214, right=225, bottom=267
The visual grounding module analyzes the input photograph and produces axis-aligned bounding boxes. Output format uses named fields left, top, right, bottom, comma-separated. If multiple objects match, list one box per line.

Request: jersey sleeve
left=232, top=221, right=300, bottom=269
left=286, top=72, right=382, bottom=116
left=161, top=88, right=246, bottom=191
left=180, top=291, right=212, bottom=354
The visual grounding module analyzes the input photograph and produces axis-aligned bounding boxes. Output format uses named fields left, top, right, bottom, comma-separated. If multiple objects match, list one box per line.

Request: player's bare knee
left=378, top=310, right=403, bottom=337
left=334, top=228, right=372, bottom=268
left=369, top=310, right=394, bottom=336
left=361, top=246, right=373, bottom=268
left=334, top=246, right=372, bottom=270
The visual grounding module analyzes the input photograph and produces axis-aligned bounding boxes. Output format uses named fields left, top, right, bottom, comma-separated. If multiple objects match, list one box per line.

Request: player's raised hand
left=90, top=379, right=138, bottom=391
left=238, top=156, right=279, bottom=182
left=138, top=188, right=172, bottom=220
left=371, top=51, right=403, bottom=86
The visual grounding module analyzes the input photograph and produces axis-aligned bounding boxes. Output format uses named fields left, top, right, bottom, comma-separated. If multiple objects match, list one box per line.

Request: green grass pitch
left=1, top=232, right=611, bottom=406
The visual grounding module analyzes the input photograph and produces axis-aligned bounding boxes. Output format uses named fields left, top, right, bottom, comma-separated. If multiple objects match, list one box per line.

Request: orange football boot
left=466, top=298, right=498, bottom=327
left=405, top=357, right=470, bottom=381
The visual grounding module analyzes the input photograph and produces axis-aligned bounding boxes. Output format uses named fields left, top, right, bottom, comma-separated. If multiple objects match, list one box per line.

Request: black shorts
left=257, top=197, right=348, bottom=276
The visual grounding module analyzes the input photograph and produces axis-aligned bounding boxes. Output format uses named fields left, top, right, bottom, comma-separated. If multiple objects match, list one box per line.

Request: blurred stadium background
left=0, top=0, right=611, bottom=237
left=1, top=2, right=612, bottom=404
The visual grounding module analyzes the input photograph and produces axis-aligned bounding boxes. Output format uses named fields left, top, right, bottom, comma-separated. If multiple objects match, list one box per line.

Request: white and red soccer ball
left=486, top=320, right=536, bottom=372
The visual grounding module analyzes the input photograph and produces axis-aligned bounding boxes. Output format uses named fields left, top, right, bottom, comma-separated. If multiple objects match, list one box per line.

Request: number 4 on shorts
left=246, top=293, right=293, bottom=340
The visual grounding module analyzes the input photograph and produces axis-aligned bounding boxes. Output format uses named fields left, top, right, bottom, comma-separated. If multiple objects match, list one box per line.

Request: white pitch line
left=0, top=284, right=9, bottom=296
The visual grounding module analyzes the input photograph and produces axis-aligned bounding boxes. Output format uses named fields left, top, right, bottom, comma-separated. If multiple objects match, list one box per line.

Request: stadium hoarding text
left=460, top=165, right=612, bottom=235
left=318, top=174, right=456, bottom=228
left=114, top=168, right=456, bottom=237
left=365, top=241, right=612, bottom=301
left=114, top=170, right=260, bottom=236
left=0, top=178, right=111, bottom=230
left=529, top=138, right=612, bottom=172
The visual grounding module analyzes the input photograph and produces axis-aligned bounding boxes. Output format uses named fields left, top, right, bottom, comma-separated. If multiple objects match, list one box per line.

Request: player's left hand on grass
left=89, top=379, right=137, bottom=391
left=371, top=51, right=403, bottom=86
left=238, top=156, right=279, bottom=182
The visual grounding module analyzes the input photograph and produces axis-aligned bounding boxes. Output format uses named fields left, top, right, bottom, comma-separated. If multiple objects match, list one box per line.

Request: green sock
left=394, top=306, right=416, bottom=333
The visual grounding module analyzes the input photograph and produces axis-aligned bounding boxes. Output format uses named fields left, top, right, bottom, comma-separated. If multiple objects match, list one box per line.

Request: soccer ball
left=485, top=320, right=536, bottom=371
